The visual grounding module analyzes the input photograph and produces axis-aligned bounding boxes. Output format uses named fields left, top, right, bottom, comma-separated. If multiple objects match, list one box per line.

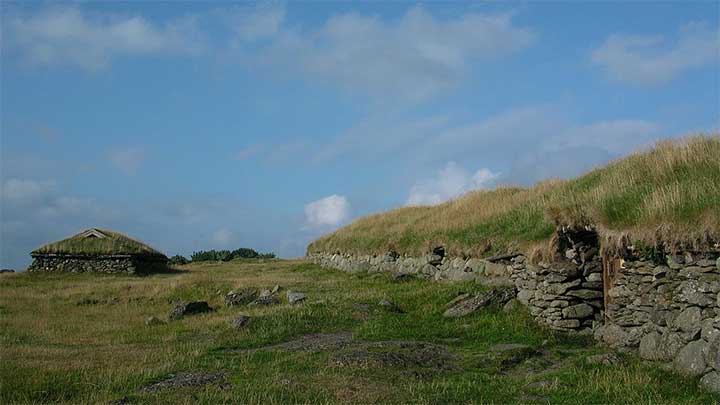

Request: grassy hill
left=309, top=135, right=720, bottom=258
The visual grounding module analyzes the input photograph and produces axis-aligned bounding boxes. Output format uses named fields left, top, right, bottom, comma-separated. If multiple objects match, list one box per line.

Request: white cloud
left=247, top=6, right=535, bottom=101
left=226, top=3, right=286, bottom=41
left=406, top=162, right=499, bottom=206
left=4, top=7, right=204, bottom=70
left=1, top=178, right=55, bottom=203
left=211, top=228, right=233, bottom=246
left=108, top=146, right=146, bottom=175
left=304, top=195, right=351, bottom=228
left=591, top=21, right=719, bottom=85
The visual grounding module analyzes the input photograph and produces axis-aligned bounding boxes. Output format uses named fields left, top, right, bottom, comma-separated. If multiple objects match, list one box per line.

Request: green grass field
left=1, top=260, right=715, bottom=404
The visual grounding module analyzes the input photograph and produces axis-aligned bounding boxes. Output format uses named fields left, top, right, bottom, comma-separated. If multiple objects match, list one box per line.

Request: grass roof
left=32, top=229, right=167, bottom=257
left=309, top=135, right=720, bottom=258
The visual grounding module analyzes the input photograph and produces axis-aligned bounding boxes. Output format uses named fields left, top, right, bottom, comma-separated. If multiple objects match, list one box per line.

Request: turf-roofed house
left=28, top=228, right=168, bottom=274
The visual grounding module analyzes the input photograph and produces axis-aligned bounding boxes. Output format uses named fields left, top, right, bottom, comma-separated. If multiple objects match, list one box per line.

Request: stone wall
left=596, top=252, right=720, bottom=389
left=311, top=243, right=720, bottom=391
left=27, top=254, right=168, bottom=275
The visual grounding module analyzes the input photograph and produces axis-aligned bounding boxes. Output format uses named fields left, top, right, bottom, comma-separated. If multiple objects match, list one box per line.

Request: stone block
left=562, top=303, right=594, bottom=319
left=674, top=340, right=708, bottom=377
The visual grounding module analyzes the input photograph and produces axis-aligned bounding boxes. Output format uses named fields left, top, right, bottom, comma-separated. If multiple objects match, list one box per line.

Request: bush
left=190, top=248, right=276, bottom=262
left=168, top=255, right=189, bottom=266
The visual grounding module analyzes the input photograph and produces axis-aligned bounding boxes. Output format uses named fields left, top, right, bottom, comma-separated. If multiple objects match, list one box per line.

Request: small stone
left=225, top=289, right=258, bottom=306
left=586, top=353, right=622, bottom=365
left=639, top=332, right=661, bottom=360
left=378, top=299, right=405, bottom=313
left=231, top=315, right=250, bottom=329
left=562, top=303, right=594, bottom=319
left=502, top=299, right=521, bottom=313
left=287, top=291, right=307, bottom=304
left=565, top=289, right=603, bottom=300
left=271, top=285, right=281, bottom=294
left=145, top=316, right=165, bottom=326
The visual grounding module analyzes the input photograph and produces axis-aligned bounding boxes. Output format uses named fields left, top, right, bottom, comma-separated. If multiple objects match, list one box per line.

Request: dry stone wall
left=27, top=254, right=168, bottom=275
left=311, top=244, right=720, bottom=392
left=596, top=252, right=720, bottom=390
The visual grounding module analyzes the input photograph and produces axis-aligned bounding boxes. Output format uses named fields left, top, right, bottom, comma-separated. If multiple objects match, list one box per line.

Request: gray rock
left=145, top=316, right=165, bottom=326
left=700, top=371, right=720, bottom=393
left=586, top=353, right=622, bottom=365
left=551, top=319, right=580, bottom=329
left=502, top=299, right=521, bottom=313
left=287, top=291, right=307, bottom=304
left=600, top=324, right=631, bottom=347
left=674, top=340, right=708, bottom=377
left=562, top=303, right=594, bottom=319
left=225, top=289, right=258, bottom=306
left=231, top=315, right=250, bottom=329
left=443, top=288, right=516, bottom=318
left=674, top=307, right=702, bottom=334
left=566, top=289, right=603, bottom=300
left=271, top=285, right=281, bottom=294
left=704, top=334, right=720, bottom=370
left=169, top=301, right=213, bottom=320
left=639, top=332, right=662, bottom=360
left=378, top=299, right=405, bottom=313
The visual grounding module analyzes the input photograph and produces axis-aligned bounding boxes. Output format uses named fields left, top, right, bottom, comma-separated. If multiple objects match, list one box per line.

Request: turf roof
left=32, top=228, right=166, bottom=257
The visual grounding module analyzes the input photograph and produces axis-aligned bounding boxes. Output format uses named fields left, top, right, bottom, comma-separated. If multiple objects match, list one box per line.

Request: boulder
left=566, top=289, right=603, bottom=300
left=700, top=371, right=720, bottom=394
left=674, top=307, right=702, bottom=334
left=378, top=299, right=405, bottom=314
left=443, top=288, right=516, bottom=318
left=287, top=291, right=307, bottom=304
left=674, top=340, right=708, bottom=377
left=639, top=332, right=662, bottom=360
left=169, top=301, right=213, bottom=320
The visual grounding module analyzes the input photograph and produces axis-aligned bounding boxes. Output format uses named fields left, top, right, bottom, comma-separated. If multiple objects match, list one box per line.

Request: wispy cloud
left=591, top=21, right=719, bottom=86
left=4, top=7, right=204, bottom=70
left=108, top=146, right=147, bottom=175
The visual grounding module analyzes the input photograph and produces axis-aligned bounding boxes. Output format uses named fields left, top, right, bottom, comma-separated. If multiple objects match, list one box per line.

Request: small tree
left=168, top=255, right=189, bottom=266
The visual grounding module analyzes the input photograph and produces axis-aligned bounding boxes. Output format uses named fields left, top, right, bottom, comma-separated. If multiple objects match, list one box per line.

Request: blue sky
left=1, top=1, right=718, bottom=269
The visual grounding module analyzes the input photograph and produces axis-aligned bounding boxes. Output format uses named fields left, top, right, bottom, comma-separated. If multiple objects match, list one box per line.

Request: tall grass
left=309, top=135, right=720, bottom=257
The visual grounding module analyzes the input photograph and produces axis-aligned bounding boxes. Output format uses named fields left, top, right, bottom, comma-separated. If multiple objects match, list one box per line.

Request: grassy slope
left=33, top=229, right=165, bottom=257
left=0, top=260, right=715, bottom=404
left=309, top=135, right=720, bottom=258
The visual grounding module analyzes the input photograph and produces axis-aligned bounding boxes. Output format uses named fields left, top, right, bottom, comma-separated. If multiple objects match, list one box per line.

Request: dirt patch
left=233, top=331, right=459, bottom=371
left=331, top=341, right=459, bottom=371
left=139, top=371, right=228, bottom=393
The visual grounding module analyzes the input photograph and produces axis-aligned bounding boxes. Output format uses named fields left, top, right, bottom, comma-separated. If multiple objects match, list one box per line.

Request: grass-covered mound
left=32, top=228, right=166, bottom=257
left=309, top=135, right=720, bottom=258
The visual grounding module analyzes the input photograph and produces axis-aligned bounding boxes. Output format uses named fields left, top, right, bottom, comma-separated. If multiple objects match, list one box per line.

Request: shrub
left=190, top=248, right=276, bottom=262
left=168, top=255, right=189, bottom=266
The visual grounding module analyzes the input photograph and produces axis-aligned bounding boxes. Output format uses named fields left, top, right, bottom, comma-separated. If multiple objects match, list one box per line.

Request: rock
left=249, top=295, right=280, bottom=306
left=446, top=293, right=471, bottom=307
left=145, top=316, right=165, bottom=326
left=700, top=371, right=720, bottom=393
left=586, top=353, right=622, bottom=365
left=704, top=334, right=720, bottom=370
left=231, top=315, right=251, bottom=329
left=562, top=303, right=594, bottom=319
left=287, top=291, right=307, bottom=304
left=271, top=285, right=281, bottom=294
left=169, top=301, right=213, bottom=320
left=551, top=319, right=580, bottom=329
left=378, top=299, right=405, bottom=313
left=566, top=289, right=603, bottom=300
left=225, top=289, right=258, bottom=306
left=443, top=288, right=516, bottom=318
left=258, top=289, right=273, bottom=298
left=674, top=340, right=708, bottom=377
left=639, top=332, right=662, bottom=360
left=600, top=324, right=631, bottom=347
left=502, top=299, right=521, bottom=313
left=674, top=307, right=702, bottom=334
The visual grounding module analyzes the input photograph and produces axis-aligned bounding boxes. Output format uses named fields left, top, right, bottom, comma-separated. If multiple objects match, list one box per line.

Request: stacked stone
left=310, top=251, right=511, bottom=284
left=599, top=252, right=720, bottom=391
left=510, top=243, right=604, bottom=333
left=27, top=255, right=167, bottom=274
